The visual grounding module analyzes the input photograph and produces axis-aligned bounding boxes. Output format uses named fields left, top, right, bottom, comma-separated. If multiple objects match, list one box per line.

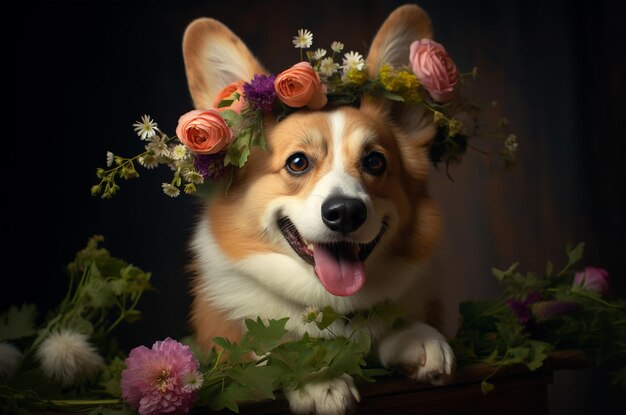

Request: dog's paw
left=378, top=322, right=454, bottom=384
left=285, top=374, right=361, bottom=415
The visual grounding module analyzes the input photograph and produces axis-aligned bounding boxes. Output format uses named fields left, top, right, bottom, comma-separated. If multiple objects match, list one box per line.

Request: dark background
left=5, top=0, right=625, bottom=413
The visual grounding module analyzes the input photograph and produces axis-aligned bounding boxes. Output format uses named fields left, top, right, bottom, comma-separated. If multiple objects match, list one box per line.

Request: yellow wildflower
left=346, top=67, right=369, bottom=85
left=379, top=64, right=421, bottom=103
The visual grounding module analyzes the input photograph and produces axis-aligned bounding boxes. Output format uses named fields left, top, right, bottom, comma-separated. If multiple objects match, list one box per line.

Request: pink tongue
left=313, top=243, right=366, bottom=296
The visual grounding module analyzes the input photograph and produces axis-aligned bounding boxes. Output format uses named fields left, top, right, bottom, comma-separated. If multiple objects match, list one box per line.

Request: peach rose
left=274, top=62, right=327, bottom=110
left=409, top=39, right=460, bottom=103
left=175, top=110, right=233, bottom=155
left=213, top=81, right=246, bottom=114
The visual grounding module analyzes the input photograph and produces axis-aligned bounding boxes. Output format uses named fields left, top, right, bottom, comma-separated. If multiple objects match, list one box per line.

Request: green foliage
left=453, top=242, right=626, bottom=393
left=99, top=357, right=126, bottom=398
left=193, top=305, right=398, bottom=413
left=30, top=235, right=153, bottom=350
left=1, top=236, right=153, bottom=411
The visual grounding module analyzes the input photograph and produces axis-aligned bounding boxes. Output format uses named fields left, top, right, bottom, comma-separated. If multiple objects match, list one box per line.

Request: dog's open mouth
left=277, top=217, right=389, bottom=297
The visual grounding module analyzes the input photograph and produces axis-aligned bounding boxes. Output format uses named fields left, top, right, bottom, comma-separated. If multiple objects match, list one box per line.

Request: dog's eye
left=362, top=151, right=386, bottom=176
left=285, top=153, right=311, bottom=175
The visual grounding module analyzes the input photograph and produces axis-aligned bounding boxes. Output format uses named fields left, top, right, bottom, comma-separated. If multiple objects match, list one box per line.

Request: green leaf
left=220, top=110, right=243, bottom=128
left=235, top=365, right=281, bottom=401
left=212, top=337, right=246, bottom=363
left=566, top=242, right=585, bottom=268
left=504, top=346, right=529, bottom=365
left=492, top=262, right=519, bottom=282
left=0, top=304, right=38, bottom=341
left=243, top=317, right=289, bottom=355
left=99, top=356, right=125, bottom=397
left=328, top=339, right=367, bottom=377
left=496, top=322, right=523, bottom=345
left=524, top=340, right=551, bottom=371
left=481, top=380, right=495, bottom=394
left=545, top=260, right=554, bottom=277
left=217, top=98, right=235, bottom=108
left=253, top=125, right=267, bottom=150
left=458, top=300, right=502, bottom=330
left=207, top=383, right=242, bottom=413
left=381, top=90, right=405, bottom=102
left=85, top=279, right=115, bottom=308
left=315, top=306, right=341, bottom=330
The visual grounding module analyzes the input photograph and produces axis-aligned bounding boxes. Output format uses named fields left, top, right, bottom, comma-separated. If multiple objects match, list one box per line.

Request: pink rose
left=274, top=62, right=327, bottom=110
left=175, top=109, right=233, bottom=154
left=409, top=39, right=460, bottom=103
left=213, top=80, right=246, bottom=114
left=573, top=266, right=609, bottom=296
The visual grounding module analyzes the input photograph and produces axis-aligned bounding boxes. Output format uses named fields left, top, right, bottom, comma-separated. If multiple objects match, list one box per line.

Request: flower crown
left=92, top=29, right=516, bottom=199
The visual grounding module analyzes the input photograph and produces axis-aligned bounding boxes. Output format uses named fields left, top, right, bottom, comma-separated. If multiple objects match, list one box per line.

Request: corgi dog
left=183, top=4, right=453, bottom=413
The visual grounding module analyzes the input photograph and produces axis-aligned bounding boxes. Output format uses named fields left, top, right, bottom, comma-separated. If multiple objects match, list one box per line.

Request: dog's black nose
left=321, top=196, right=367, bottom=233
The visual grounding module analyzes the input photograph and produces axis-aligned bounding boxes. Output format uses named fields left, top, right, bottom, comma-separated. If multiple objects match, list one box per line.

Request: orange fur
left=190, top=292, right=244, bottom=351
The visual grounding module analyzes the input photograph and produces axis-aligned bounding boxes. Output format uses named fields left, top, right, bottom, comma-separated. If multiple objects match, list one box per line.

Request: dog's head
left=185, top=5, right=440, bottom=305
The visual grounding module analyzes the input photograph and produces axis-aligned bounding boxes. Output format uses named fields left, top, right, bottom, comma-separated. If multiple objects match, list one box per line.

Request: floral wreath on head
left=92, top=29, right=517, bottom=199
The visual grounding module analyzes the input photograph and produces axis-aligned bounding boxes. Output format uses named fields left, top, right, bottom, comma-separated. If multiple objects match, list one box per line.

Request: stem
left=96, top=136, right=178, bottom=192
left=466, top=142, right=490, bottom=156
left=482, top=341, right=513, bottom=387
left=205, top=349, right=225, bottom=376
left=49, top=399, right=120, bottom=406
left=573, top=289, right=624, bottom=309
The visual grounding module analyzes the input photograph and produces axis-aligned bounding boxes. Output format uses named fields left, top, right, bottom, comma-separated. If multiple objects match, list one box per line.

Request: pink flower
left=574, top=266, right=609, bottom=296
left=274, top=62, right=327, bottom=110
left=175, top=110, right=233, bottom=155
left=409, top=39, right=460, bottom=103
left=121, top=338, right=200, bottom=415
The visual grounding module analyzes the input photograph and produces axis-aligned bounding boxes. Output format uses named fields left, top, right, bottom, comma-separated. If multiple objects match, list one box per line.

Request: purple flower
left=574, top=266, right=609, bottom=296
left=194, top=152, right=231, bottom=181
left=531, top=301, right=583, bottom=322
left=506, top=291, right=542, bottom=324
left=243, top=74, right=277, bottom=112
left=121, top=338, right=200, bottom=415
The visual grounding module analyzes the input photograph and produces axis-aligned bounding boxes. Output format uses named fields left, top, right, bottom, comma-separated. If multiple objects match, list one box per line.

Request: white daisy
left=0, top=342, right=22, bottom=379
left=132, top=115, right=158, bottom=140
left=184, top=170, right=204, bottom=185
left=318, top=57, right=340, bottom=77
left=341, top=51, right=365, bottom=72
left=145, top=135, right=168, bottom=157
left=182, top=370, right=204, bottom=392
left=505, top=134, right=518, bottom=153
left=106, top=151, right=114, bottom=167
left=37, top=330, right=104, bottom=386
left=330, top=41, right=344, bottom=53
left=171, top=144, right=189, bottom=161
left=292, top=29, right=313, bottom=49
left=162, top=183, right=180, bottom=197
left=312, top=48, right=327, bottom=60
left=138, top=153, right=158, bottom=169
left=302, top=306, right=323, bottom=324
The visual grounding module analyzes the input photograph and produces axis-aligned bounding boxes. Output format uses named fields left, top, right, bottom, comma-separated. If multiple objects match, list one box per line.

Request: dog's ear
left=363, top=5, right=435, bottom=148
left=183, top=19, right=266, bottom=110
